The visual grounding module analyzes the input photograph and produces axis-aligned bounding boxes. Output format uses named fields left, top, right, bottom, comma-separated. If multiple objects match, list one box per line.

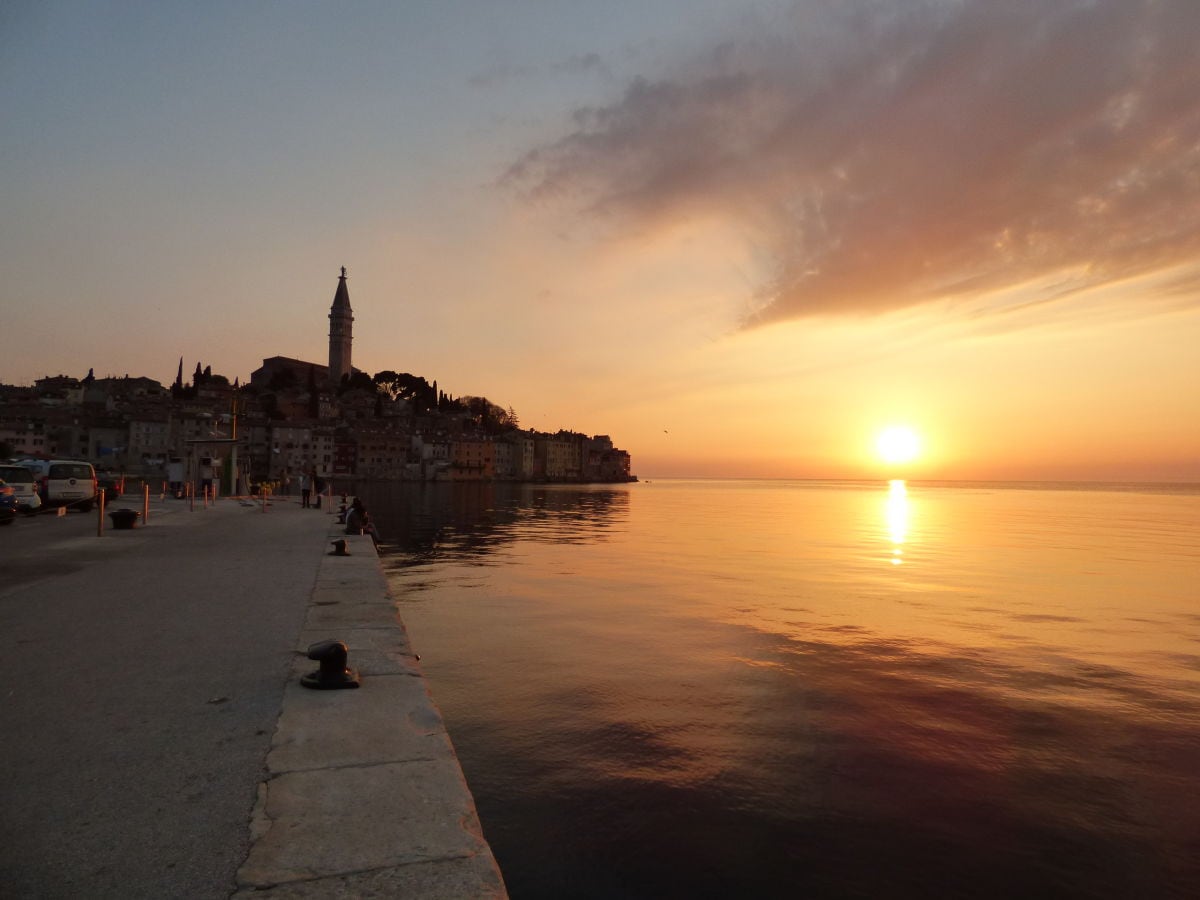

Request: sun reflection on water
left=886, top=479, right=909, bottom=564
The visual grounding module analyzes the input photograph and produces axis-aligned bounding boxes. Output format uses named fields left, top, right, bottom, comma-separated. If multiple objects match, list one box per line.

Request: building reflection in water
left=364, top=482, right=632, bottom=563
left=885, top=479, right=909, bottom=565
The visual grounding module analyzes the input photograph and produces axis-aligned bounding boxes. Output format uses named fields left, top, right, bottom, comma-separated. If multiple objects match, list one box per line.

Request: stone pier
left=0, top=494, right=505, bottom=898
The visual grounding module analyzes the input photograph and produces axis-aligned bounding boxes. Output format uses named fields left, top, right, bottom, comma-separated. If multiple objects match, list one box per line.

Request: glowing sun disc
left=877, top=427, right=920, bottom=464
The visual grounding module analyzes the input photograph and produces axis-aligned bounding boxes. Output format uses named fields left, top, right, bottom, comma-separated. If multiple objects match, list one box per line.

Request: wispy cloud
left=470, top=52, right=613, bottom=88
left=504, top=0, right=1200, bottom=325
left=468, top=62, right=537, bottom=88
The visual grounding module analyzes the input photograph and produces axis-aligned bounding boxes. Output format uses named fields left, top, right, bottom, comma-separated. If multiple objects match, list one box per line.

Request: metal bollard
left=300, top=640, right=360, bottom=690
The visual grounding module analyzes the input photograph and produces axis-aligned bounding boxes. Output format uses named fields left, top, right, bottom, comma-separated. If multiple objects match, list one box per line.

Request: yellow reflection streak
left=886, top=479, right=909, bottom=565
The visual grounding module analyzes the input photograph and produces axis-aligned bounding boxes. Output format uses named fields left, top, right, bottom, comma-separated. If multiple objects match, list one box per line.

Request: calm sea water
left=368, top=479, right=1200, bottom=899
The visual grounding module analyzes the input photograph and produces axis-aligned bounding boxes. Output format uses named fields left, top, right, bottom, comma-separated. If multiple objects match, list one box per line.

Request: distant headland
left=0, top=268, right=636, bottom=487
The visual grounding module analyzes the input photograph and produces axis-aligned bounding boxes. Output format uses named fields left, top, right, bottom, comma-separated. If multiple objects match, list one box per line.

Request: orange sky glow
left=2, top=1, right=1197, bottom=482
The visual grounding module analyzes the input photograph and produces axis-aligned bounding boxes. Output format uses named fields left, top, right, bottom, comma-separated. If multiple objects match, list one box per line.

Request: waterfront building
left=542, top=432, right=583, bottom=481
left=0, top=421, right=48, bottom=457
left=515, top=433, right=537, bottom=480
left=582, top=434, right=631, bottom=481
left=33, top=376, right=83, bottom=407
left=411, top=429, right=451, bottom=480
left=493, top=437, right=514, bottom=479
left=312, top=426, right=336, bottom=475
left=128, top=415, right=172, bottom=464
left=451, top=437, right=494, bottom=481
left=353, top=426, right=410, bottom=479
left=239, top=421, right=273, bottom=482
left=42, top=410, right=88, bottom=458
left=332, top=431, right=357, bottom=477
left=268, top=423, right=315, bottom=479
left=88, top=422, right=127, bottom=464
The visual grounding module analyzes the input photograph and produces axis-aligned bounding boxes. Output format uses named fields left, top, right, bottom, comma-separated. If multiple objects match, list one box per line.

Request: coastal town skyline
left=0, top=267, right=636, bottom=486
left=4, top=1, right=1198, bottom=482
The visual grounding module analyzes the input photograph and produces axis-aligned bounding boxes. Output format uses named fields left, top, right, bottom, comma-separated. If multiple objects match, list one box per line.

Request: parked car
left=16, top=458, right=98, bottom=511
left=97, top=473, right=125, bottom=504
left=0, top=480, right=16, bottom=525
left=0, top=464, right=42, bottom=514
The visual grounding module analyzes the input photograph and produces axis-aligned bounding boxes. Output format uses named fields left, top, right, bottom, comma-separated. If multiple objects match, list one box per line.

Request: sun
left=876, top=426, right=920, bottom=465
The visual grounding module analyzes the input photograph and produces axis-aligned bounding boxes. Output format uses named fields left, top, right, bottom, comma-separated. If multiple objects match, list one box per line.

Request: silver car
left=0, top=464, right=42, bottom=514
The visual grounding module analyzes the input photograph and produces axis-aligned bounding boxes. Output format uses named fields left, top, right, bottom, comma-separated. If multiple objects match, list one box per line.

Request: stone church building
left=249, top=267, right=356, bottom=390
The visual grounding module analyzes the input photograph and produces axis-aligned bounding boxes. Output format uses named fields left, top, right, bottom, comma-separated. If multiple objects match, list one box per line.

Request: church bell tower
left=328, top=266, right=353, bottom=384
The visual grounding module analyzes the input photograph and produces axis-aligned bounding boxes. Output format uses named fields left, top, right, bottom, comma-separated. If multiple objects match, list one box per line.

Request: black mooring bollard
left=330, top=538, right=350, bottom=556
left=300, top=639, right=361, bottom=690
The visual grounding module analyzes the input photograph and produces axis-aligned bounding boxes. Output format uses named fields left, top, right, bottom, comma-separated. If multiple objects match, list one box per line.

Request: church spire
left=331, top=265, right=351, bottom=312
left=328, top=266, right=354, bottom=383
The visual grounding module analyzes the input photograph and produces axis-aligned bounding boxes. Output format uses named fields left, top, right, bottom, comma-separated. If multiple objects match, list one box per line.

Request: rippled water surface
left=370, top=480, right=1200, bottom=899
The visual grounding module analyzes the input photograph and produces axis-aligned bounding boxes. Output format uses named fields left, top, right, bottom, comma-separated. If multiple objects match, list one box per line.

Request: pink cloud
left=505, top=0, right=1200, bottom=324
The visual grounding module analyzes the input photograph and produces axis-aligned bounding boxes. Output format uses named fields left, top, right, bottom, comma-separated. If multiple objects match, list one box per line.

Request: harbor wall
left=235, top=520, right=507, bottom=897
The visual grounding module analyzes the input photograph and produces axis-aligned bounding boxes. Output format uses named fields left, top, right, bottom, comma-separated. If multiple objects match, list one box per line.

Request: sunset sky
left=3, top=0, right=1197, bottom=481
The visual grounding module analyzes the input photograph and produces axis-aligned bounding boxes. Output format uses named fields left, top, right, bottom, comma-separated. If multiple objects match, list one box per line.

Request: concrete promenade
left=0, top=493, right=505, bottom=898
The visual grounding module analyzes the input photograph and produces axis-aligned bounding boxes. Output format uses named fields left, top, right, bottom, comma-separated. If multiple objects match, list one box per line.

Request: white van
left=17, top=459, right=98, bottom=511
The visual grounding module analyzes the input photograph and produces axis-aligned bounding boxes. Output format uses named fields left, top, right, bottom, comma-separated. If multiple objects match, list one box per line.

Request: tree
left=372, top=370, right=405, bottom=400
left=458, top=396, right=517, bottom=433
left=338, top=371, right=377, bottom=395
left=372, top=371, right=435, bottom=410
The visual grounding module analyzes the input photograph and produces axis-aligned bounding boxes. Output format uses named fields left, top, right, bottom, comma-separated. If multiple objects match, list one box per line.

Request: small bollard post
left=143, top=484, right=150, bottom=523
left=300, top=639, right=361, bottom=690
left=97, top=488, right=106, bottom=537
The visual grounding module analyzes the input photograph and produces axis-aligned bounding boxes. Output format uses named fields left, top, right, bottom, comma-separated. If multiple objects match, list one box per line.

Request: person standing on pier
left=299, top=471, right=311, bottom=508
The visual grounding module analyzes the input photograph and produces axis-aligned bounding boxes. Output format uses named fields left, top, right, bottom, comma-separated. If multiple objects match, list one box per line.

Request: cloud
left=468, top=63, right=537, bottom=88
left=551, top=52, right=614, bottom=80
left=470, top=53, right=612, bottom=89
left=504, top=0, right=1200, bottom=325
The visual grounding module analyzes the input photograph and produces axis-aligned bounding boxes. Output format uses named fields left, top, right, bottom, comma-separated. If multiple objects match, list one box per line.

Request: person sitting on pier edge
left=344, top=498, right=379, bottom=544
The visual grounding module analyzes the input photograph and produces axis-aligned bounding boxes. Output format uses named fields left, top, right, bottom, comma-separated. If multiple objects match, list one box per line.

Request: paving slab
left=239, top=760, right=495, bottom=883
left=233, top=856, right=506, bottom=899
left=266, top=670, right=457, bottom=773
